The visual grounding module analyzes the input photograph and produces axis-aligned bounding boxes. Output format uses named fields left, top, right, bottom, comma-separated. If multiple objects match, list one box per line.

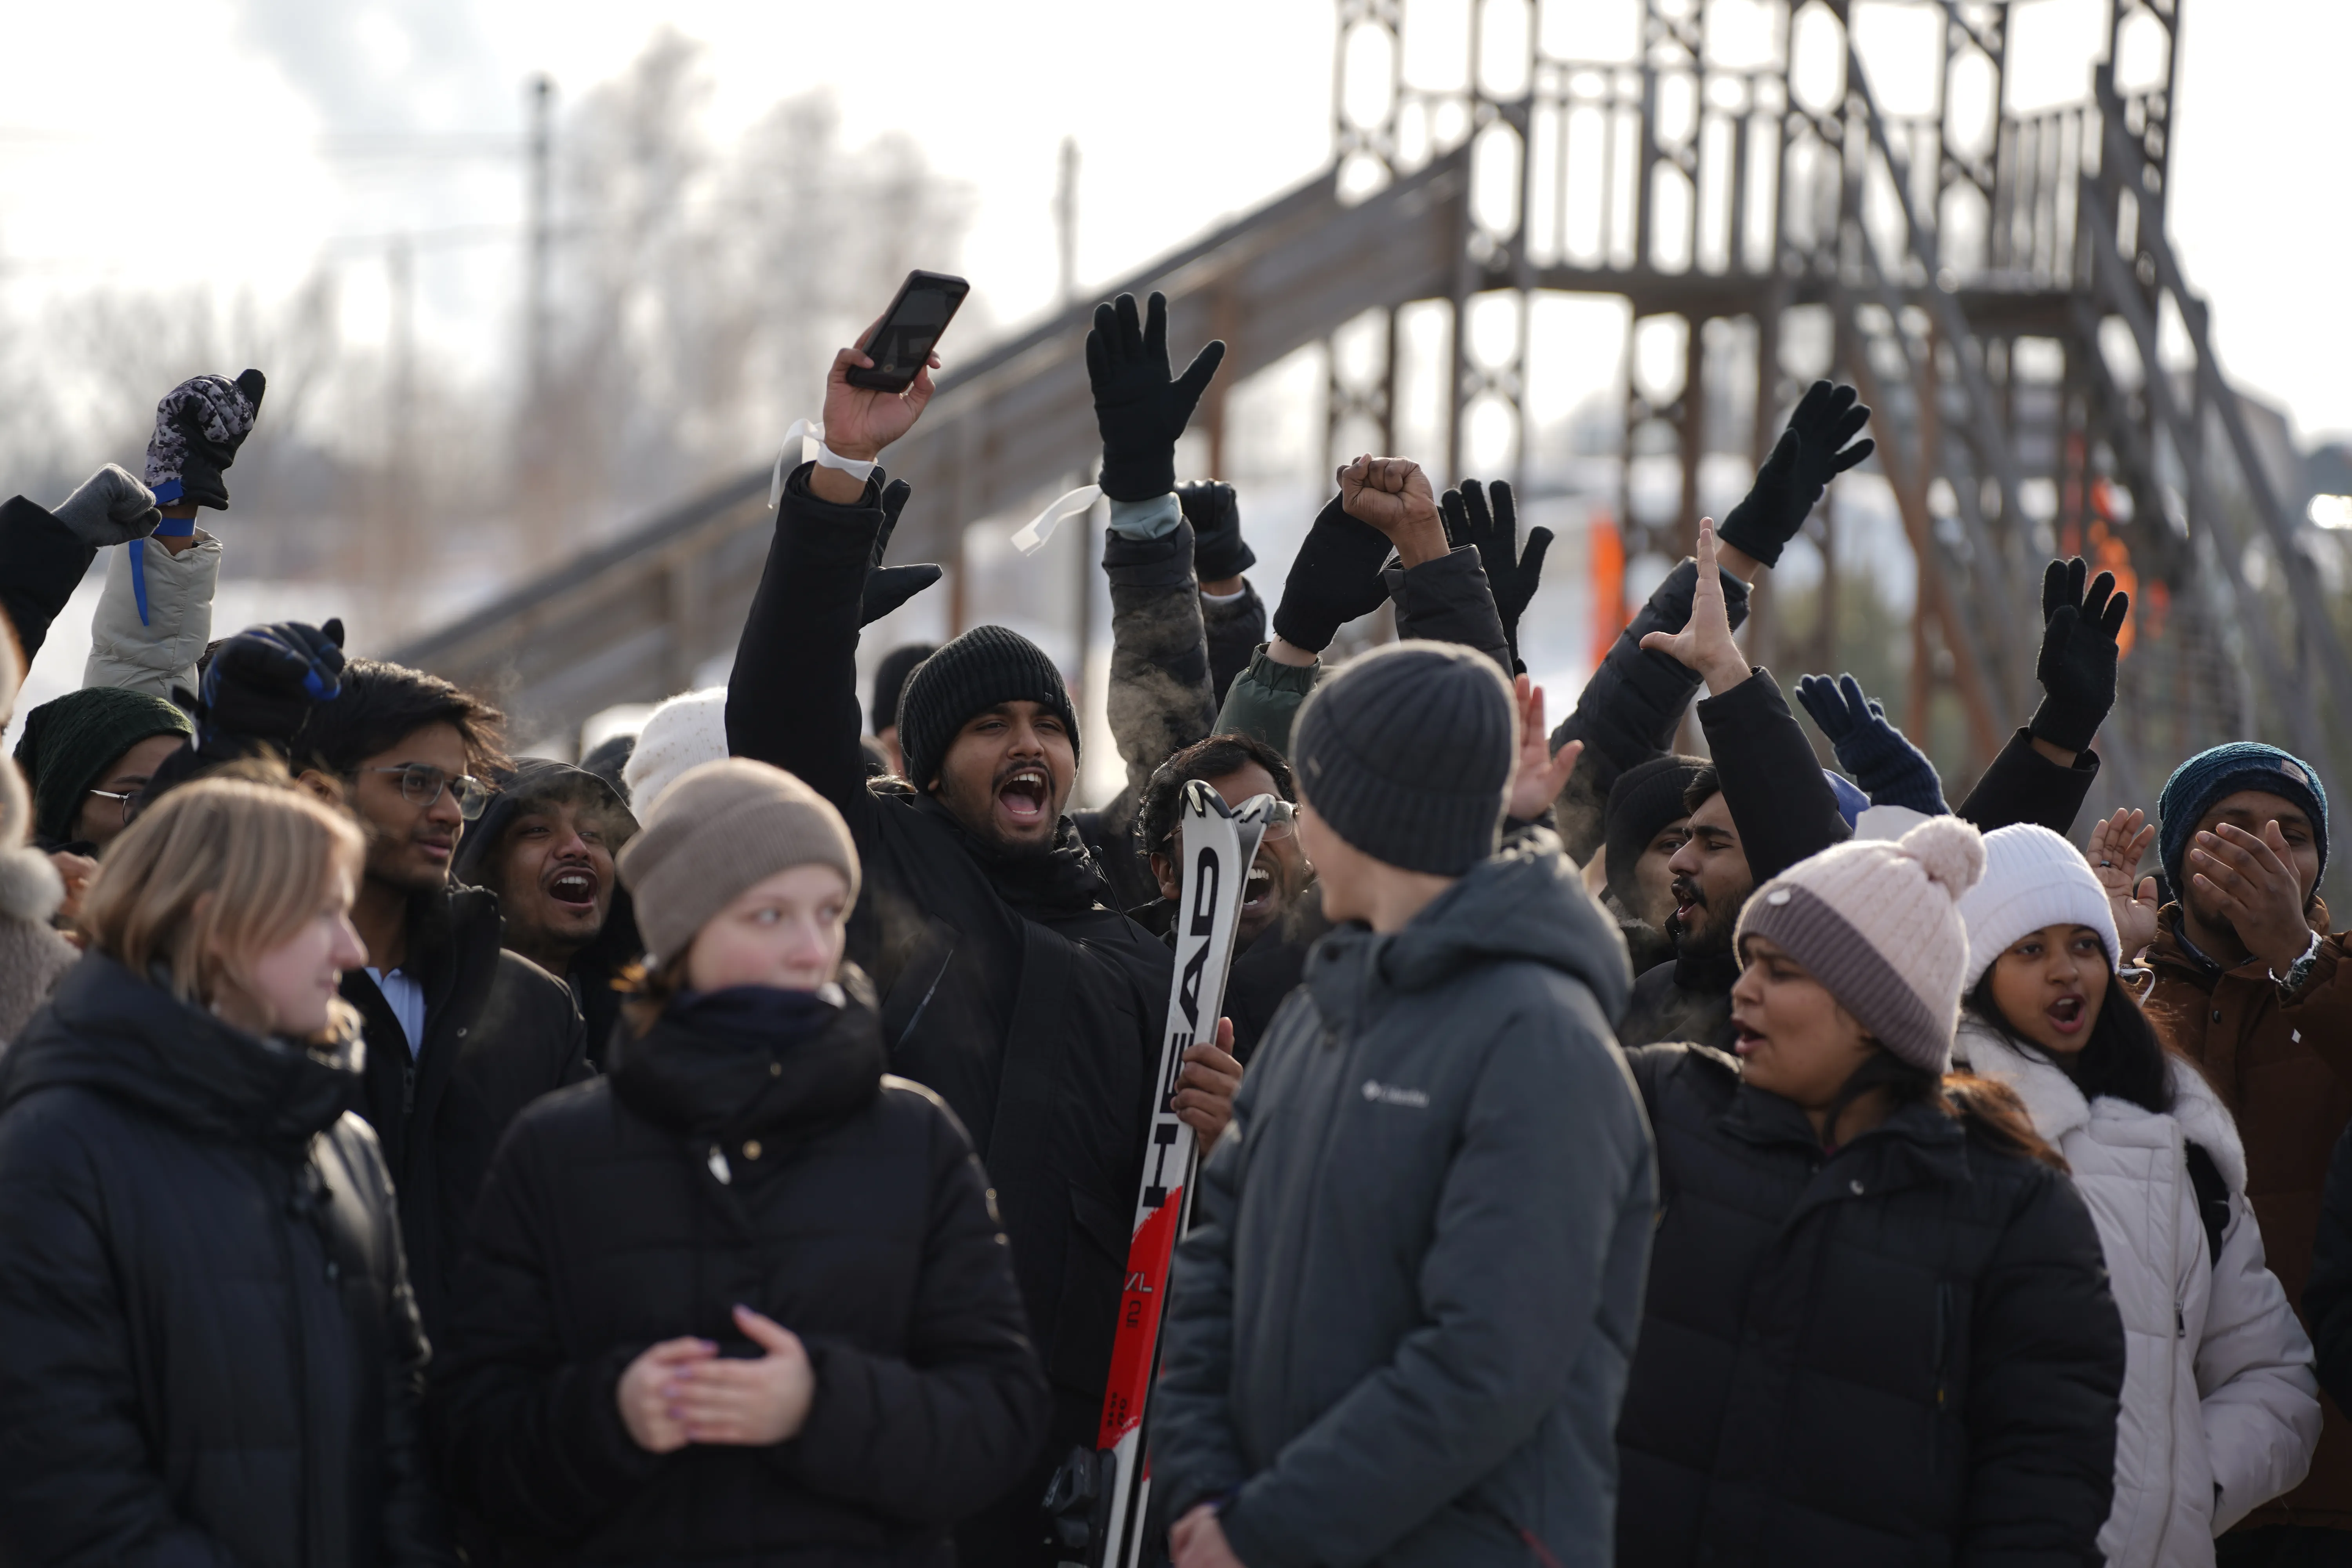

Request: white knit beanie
left=1956, top=824, right=2120, bottom=993
left=1734, top=816, right=1987, bottom=1074
left=622, top=688, right=728, bottom=813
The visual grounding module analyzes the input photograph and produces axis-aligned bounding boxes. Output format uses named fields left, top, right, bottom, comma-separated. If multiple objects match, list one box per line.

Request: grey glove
left=52, top=464, right=161, bottom=548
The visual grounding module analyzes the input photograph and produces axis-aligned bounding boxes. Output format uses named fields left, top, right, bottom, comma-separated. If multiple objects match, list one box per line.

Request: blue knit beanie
left=2157, top=741, right=2328, bottom=893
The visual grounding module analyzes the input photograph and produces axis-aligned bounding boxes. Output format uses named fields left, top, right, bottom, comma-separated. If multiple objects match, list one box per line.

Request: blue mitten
left=1796, top=672, right=1948, bottom=815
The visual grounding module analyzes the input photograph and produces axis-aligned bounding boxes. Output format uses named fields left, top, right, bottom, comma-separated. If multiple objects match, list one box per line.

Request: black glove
left=1178, top=480, right=1256, bottom=581
left=1439, top=479, right=1551, bottom=670
left=143, top=369, right=267, bottom=511
left=198, top=617, right=345, bottom=748
left=1718, top=380, right=1872, bottom=568
left=2029, top=557, right=2129, bottom=753
left=1270, top=493, right=1394, bottom=654
left=1796, top=673, right=1948, bottom=815
left=1085, top=292, right=1225, bottom=502
left=861, top=477, right=940, bottom=624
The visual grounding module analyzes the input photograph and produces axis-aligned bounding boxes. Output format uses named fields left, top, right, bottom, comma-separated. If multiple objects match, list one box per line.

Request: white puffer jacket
left=1956, top=1020, right=2321, bottom=1565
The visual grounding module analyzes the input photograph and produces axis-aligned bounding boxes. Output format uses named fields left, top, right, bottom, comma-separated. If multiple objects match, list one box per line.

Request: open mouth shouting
left=1730, top=1012, right=1767, bottom=1058
left=1241, top=855, right=1277, bottom=918
left=2046, top=992, right=2088, bottom=1037
left=544, top=863, right=601, bottom=916
left=1670, top=875, right=1707, bottom=932
left=995, top=764, right=1053, bottom=831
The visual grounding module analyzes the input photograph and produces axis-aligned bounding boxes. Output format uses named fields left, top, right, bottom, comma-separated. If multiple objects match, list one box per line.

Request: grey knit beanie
left=895, top=625, right=1079, bottom=790
left=1291, top=640, right=1516, bottom=877
left=616, top=758, right=860, bottom=966
left=1734, top=815, right=1987, bottom=1074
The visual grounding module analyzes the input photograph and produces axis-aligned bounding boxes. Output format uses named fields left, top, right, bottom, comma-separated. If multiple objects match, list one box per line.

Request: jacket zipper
left=270, top=1155, right=317, bottom=1565
left=1932, top=1280, right=1953, bottom=1473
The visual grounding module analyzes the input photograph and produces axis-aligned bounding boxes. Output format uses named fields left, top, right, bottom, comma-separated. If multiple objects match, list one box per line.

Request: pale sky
left=3, top=0, right=2348, bottom=437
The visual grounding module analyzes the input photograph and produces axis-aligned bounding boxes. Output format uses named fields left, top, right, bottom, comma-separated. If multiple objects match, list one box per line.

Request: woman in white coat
left=1955, top=823, right=2320, bottom=1566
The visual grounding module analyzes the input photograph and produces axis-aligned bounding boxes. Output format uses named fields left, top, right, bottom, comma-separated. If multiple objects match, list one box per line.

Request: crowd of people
left=0, top=278, right=2346, bottom=1568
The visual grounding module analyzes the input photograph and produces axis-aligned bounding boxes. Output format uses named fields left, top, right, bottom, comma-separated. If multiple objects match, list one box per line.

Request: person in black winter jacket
left=1616, top=809, right=2126, bottom=1566
left=724, top=304, right=1240, bottom=1565
left=1154, top=641, right=1652, bottom=1568
left=0, top=776, right=451, bottom=1567
left=452, top=758, right=642, bottom=1068
left=433, top=757, right=1047, bottom=1565
left=294, top=660, right=590, bottom=1348
left=1619, top=524, right=2138, bottom=1051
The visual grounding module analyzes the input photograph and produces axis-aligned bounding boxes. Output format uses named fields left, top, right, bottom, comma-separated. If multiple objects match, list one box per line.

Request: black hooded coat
left=726, top=466, right=1173, bottom=1562
left=1613, top=1042, right=2125, bottom=1565
left=452, top=757, right=644, bottom=1067
left=0, top=953, right=450, bottom=1567
left=430, top=976, right=1049, bottom=1565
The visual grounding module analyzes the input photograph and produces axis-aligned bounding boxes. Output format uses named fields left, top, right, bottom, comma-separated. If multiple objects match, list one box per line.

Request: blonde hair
left=80, top=775, right=367, bottom=1028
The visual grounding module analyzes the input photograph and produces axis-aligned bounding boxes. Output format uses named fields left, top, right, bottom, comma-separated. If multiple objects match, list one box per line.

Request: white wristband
left=816, top=440, right=876, bottom=482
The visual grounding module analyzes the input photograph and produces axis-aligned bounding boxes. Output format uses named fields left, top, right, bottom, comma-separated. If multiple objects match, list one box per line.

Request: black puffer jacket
left=1615, top=1043, right=2125, bottom=1566
left=432, top=977, right=1048, bottom=1565
left=728, top=466, right=1170, bottom=1561
left=0, top=493, right=97, bottom=664
left=341, top=884, right=590, bottom=1347
left=0, top=953, right=449, bottom=1567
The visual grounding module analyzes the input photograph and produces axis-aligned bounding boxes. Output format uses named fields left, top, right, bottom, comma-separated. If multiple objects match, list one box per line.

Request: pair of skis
left=1046, top=782, right=1276, bottom=1568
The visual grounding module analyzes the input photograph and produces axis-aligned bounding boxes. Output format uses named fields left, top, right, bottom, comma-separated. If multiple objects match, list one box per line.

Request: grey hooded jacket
left=1154, top=831, right=1654, bottom=1568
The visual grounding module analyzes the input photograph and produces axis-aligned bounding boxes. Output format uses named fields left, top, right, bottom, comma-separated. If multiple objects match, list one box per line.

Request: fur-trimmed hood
left=1955, top=1016, right=2247, bottom=1194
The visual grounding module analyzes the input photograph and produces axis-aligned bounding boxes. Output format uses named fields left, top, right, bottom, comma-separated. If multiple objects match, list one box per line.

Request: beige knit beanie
left=1733, top=815, right=1987, bottom=1074
left=616, top=758, right=861, bottom=967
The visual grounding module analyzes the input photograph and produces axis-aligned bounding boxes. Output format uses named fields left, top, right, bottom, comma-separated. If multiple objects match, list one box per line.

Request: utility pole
left=526, top=75, right=554, bottom=403
left=519, top=73, right=557, bottom=553
left=1054, top=135, right=1096, bottom=792
left=1054, top=136, right=1079, bottom=310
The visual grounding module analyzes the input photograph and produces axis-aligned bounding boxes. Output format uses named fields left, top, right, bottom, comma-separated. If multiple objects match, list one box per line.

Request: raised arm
left=727, top=330, right=938, bottom=822
left=1644, top=521, right=1847, bottom=882
left=1795, top=671, right=1949, bottom=815
left=1438, top=478, right=1550, bottom=673
left=1956, top=558, right=2123, bottom=835
left=1545, top=553, right=1753, bottom=860
left=0, top=466, right=158, bottom=667
left=1087, top=293, right=1225, bottom=837
left=1179, top=481, right=1266, bottom=706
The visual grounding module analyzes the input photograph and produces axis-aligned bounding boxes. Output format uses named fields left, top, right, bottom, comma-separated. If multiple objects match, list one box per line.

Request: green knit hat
left=13, top=688, right=192, bottom=847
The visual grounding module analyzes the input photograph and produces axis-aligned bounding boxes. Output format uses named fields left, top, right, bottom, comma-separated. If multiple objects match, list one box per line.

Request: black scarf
left=611, top=980, right=884, bottom=1149
left=914, top=793, right=1111, bottom=920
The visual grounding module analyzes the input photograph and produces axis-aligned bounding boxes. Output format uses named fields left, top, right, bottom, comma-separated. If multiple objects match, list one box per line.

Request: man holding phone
left=724, top=287, right=1235, bottom=1564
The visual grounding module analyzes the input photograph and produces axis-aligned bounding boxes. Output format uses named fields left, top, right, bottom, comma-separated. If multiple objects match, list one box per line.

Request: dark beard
left=1668, top=892, right=1739, bottom=962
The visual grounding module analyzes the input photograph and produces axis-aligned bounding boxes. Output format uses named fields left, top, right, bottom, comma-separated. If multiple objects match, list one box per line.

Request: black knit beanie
left=897, top=625, right=1080, bottom=790
left=14, top=687, right=193, bottom=848
left=871, top=641, right=937, bottom=735
left=1603, top=753, right=1707, bottom=909
left=1291, top=640, right=1515, bottom=876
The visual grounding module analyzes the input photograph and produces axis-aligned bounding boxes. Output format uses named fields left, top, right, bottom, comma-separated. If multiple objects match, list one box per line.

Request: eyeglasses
left=363, top=764, right=491, bottom=820
left=1253, top=799, right=1298, bottom=842
left=86, top=787, right=146, bottom=826
left=1165, top=797, right=1298, bottom=856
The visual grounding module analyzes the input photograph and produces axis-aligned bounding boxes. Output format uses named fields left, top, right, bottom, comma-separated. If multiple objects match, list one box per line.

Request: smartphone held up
left=848, top=270, right=970, bottom=392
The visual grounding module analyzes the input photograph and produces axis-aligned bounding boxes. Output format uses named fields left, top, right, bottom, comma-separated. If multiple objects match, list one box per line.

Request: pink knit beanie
left=1733, top=815, right=1987, bottom=1074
